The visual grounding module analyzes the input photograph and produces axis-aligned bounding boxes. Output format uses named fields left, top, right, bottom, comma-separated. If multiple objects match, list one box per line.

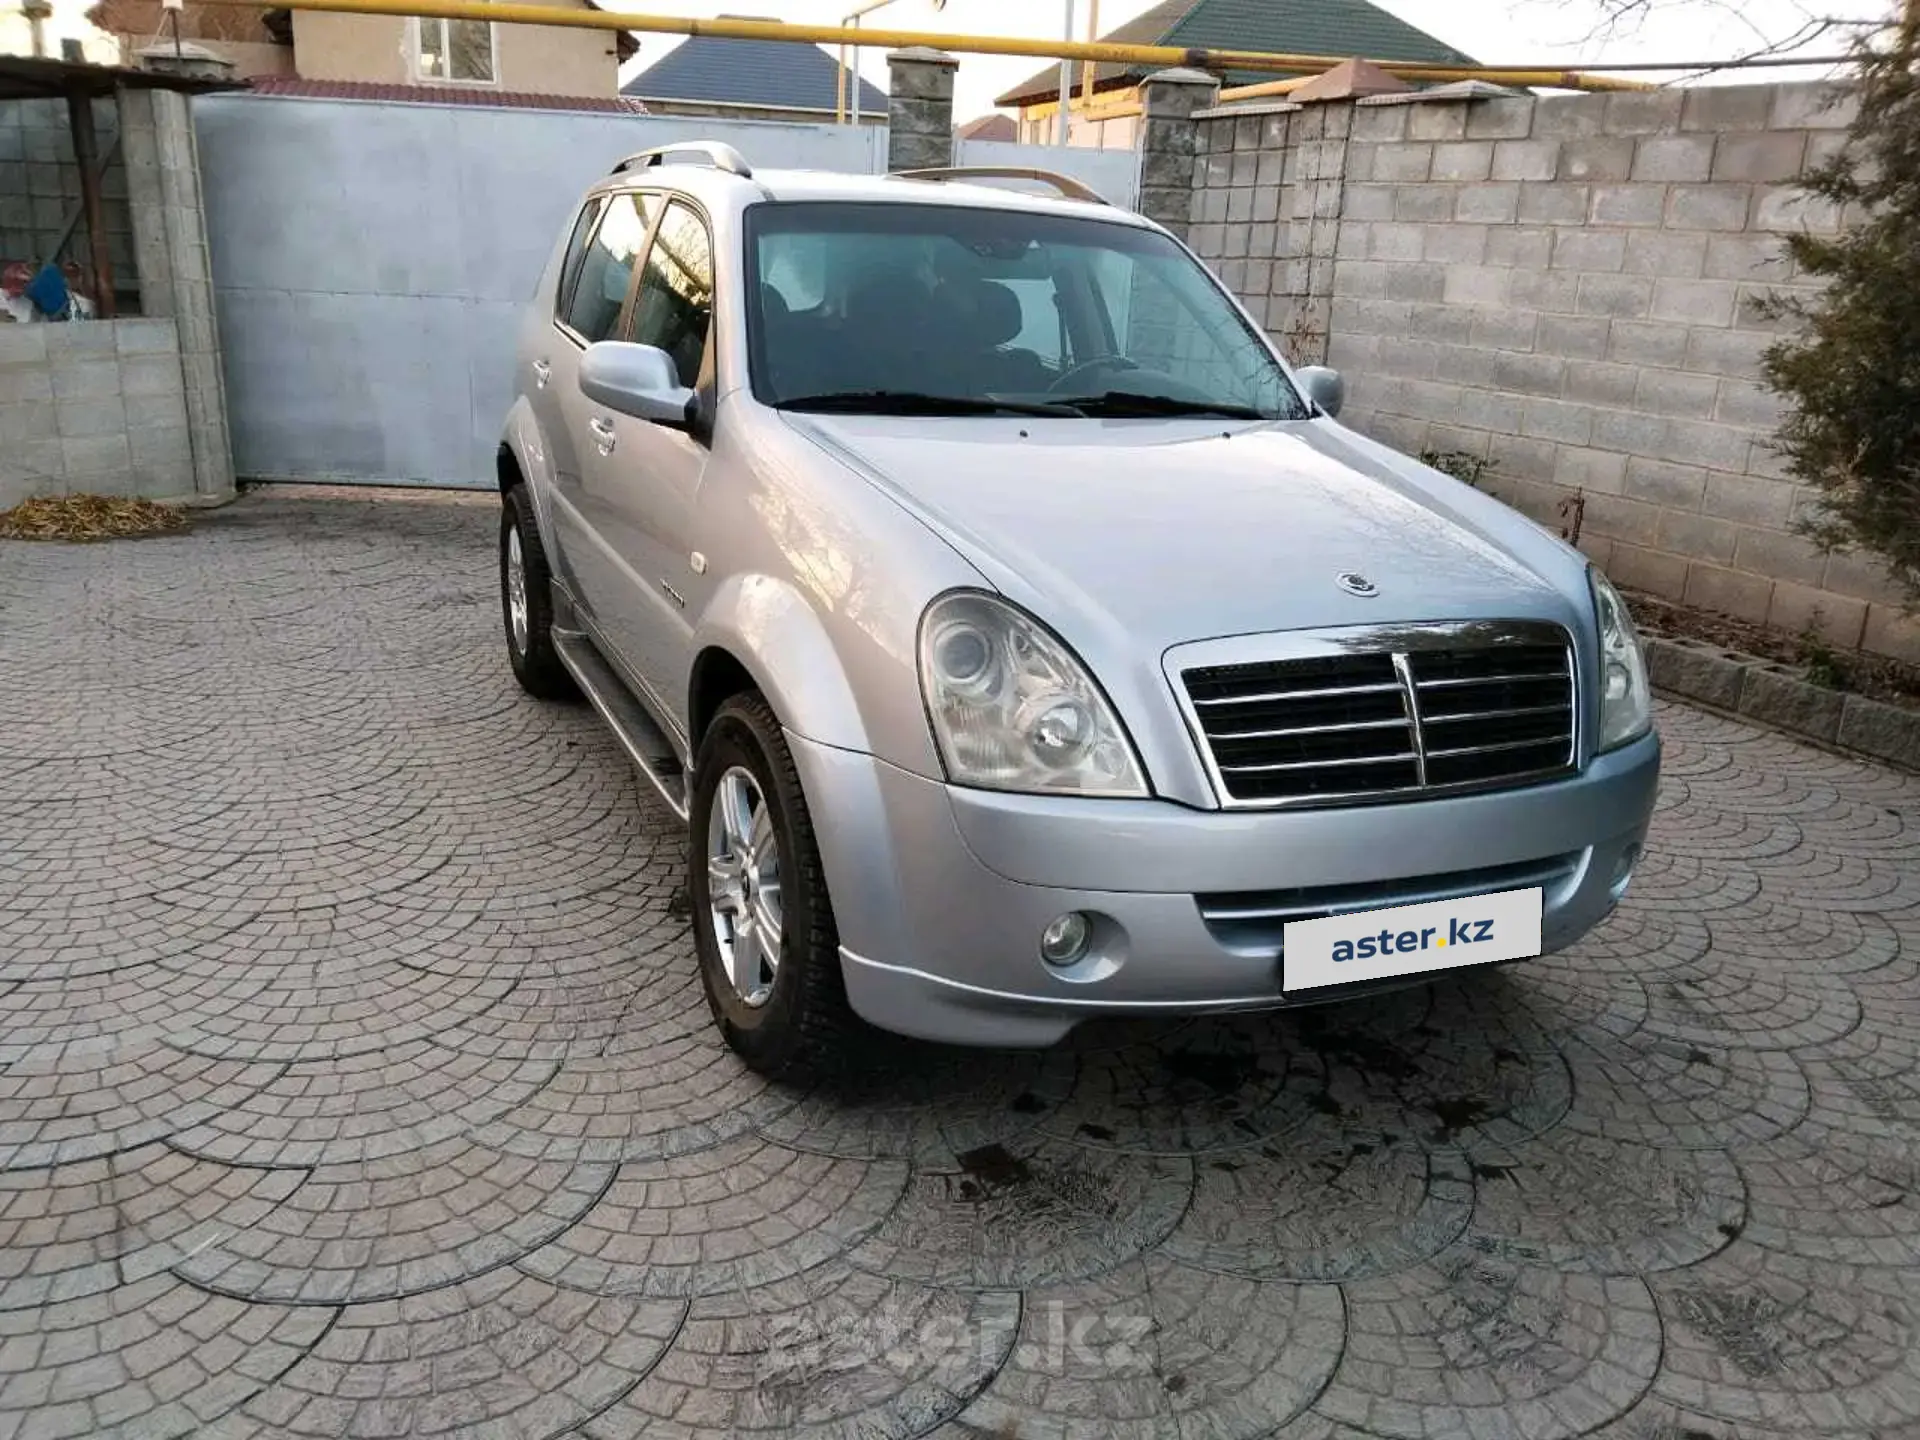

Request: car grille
left=1197, top=851, right=1583, bottom=960
left=1181, top=629, right=1576, bottom=807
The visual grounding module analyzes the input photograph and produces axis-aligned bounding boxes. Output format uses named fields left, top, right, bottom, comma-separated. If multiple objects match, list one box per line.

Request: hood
left=786, top=414, right=1581, bottom=658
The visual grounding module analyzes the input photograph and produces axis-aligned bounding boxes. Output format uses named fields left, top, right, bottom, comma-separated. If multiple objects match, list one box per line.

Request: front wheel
left=689, top=692, right=858, bottom=1078
left=500, top=486, right=574, bottom=700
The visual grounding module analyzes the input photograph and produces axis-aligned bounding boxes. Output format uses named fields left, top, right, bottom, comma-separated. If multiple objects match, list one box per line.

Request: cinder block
left=1606, top=90, right=1687, bottom=135
left=1632, top=134, right=1716, bottom=183
left=1431, top=142, right=1493, bottom=183
left=1492, top=140, right=1558, bottom=181
left=1734, top=525, right=1827, bottom=586
left=1768, top=579, right=1867, bottom=646
left=129, top=424, right=193, bottom=470
left=49, top=360, right=120, bottom=403
left=1466, top=97, right=1536, bottom=140
left=1734, top=283, right=1799, bottom=332
left=1553, top=446, right=1627, bottom=494
left=1671, top=419, right=1760, bottom=475
left=1565, top=361, right=1642, bottom=409
left=1454, top=183, right=1520, bottom=224
left=1450, top=386, right=1525, bottom=434
left=1522, top=397, right=1595, bottom=445
left=1837, top=694, right=1920, bottom=769
left=1605, top=542, right=1690, bottom=598
left=1684, top=325, right=1770, bottom=378
left=43, top=322, right=115, bottom=357
left=1626, top=456, right=1709, bottom=510
left=1715, top=379, right=1783, bottom=429
left=1492, top=349, right=1565, bottom=397
left=1486, top=430, right=1558, bottom=481
left=1393, top=183, right=1454, bottom=222
left=1575, top=274, right=1653, bottom=320
left=1352, top=105, right=1408, bottom=143
left=1703, top=233, right=1792, bottom=282
left=1588, top=185, right=1667, bottom=228
left=0, top=364, right=52, bottom=405
left=1469, top=306, right=1536, bottom=350
left=1770, top=83, right=1858, bottom=131
left=1681, top=84, right=1776, bottom=133
left=1583, top=491, right=1663, bottom=545
left=1633, top=368, right=1720, bottom=418
left=60, top=434, right=132, bottom=484
left=55, top=396, right=127, bottom=440
left=120, top=354, right=185, bottom=397
left=1408, top=303, right=1473, bottom=345
left=0, top=400, right=55, bottom=445
left=1372, top=144, right=1432, bottom=182
left=1753, top=185, right=1840, bottom=233
left=1656, top=510, right=1739, bottom=565
left=1485, top=227, right=1553, bottom=268
left=1861, top=603, right=1920, bottom=664
left=1592, top=409, right=1669, bottom=456
left=1623, top=231, right=1707, bottom=278
left=0, top=326, right=47, bottom=364
left=1344, top=182, right=1396, bottom=221
left=1703, top=472, right=1795, bottom=525
left=1684, top=561, right=1773, bottom=621
left=1650, top=277, right=1739, bottom=327
left=1517, top=183, right=1589, bottom=226
left=1666, top=185, right=1752, bottom=232
left=1226, top=188, right=1255, bottom=224
left=1367, top=222, right=1425, bottom=262
left=1384, top=265, right=1447, bottom=303
left=1713, top=132, right=1809, bottom=183
left=1417, top=223, right=1486, bottom=266
left=1408, top=103, right=1468, bottom=142
left=1821, top=550, right=1906, bottom=607
left=1738, top=663, right=1845, bottom=742
left=1551, top=230, right=1627, bottom=272
left=1556, top=135, right=1636, bottom=184
left=1509, top=270, right=1580, bottom=313
left=1443, top=265, right=1511, bottom=306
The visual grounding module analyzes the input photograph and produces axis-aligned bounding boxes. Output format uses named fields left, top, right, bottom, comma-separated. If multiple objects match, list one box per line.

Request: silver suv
left=498, top=142, right=1661, bottom=1076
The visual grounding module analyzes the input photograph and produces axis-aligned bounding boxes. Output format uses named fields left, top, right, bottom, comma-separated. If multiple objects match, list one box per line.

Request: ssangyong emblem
left=1335, top=571, right=1379, bottom=598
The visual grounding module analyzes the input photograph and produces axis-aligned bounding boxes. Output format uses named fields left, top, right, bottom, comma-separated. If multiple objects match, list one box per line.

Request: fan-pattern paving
left=2, top=489, right=1919, bottom=1438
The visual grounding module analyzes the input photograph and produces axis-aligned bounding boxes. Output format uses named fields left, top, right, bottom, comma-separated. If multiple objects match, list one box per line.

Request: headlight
left=1592, top=569, right=1651, bottom=751
left=918, top=591, right=1147, bottom=797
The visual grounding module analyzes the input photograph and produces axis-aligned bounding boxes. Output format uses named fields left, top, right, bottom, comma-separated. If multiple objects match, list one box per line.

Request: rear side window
left=564, top=192, right=655, bottom=344
left=628, top=200, right=714, bottom=388
left=552, top=197, right=604, bottom=315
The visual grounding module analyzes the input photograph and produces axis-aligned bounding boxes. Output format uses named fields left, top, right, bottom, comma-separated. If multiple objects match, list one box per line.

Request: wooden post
left=64, top=88, right=116, bottom=319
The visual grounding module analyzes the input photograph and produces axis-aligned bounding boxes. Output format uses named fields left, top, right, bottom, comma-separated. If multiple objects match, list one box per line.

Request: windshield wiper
left=1050, top=390, right=1274, bottom=420
left=776, top=390, right=1077, bottom=417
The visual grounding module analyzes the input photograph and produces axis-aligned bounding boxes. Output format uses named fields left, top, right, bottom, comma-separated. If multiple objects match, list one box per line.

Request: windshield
left=744, top=201, right=1308, bottom=420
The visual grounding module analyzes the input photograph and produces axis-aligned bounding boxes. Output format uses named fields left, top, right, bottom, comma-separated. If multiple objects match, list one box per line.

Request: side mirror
left=1294, top=365, right=1345, bottom=420
left=580, top=341, right=696, bottom=429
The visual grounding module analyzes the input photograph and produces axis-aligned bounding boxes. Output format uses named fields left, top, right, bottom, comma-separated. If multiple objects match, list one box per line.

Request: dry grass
left=0, top=495, right=190, bottom=542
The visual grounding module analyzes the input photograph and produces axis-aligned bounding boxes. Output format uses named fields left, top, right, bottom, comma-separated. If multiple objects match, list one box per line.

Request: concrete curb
left=1644, top=634, right=1920, bottom=773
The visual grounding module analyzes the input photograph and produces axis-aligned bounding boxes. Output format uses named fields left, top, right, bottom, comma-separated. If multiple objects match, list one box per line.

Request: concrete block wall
left=0, top=318, right=194, bottom=508
left=0, top=97, right=137, bottom=311
left=1186, top=82, right=1920, bottom=664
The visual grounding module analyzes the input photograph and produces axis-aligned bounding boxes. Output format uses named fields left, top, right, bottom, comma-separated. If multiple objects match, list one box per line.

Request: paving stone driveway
left=4, top=489, right=1920, bottom=1440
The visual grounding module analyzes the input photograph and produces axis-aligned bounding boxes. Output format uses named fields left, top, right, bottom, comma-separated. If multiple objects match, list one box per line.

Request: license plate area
left=1282, top=887, right=1543, bottom=992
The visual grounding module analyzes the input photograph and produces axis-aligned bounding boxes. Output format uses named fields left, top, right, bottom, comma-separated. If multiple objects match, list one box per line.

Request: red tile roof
left=246, top=76, right=649, bottom=113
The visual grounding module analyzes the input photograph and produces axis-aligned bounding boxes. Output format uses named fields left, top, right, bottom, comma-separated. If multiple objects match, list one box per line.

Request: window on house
left=415, top=12, right=495, bottom=82
left=628, top=201, right=714, bottom=388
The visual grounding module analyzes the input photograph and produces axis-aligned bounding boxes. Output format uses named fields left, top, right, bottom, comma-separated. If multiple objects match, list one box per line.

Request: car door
left=578, top=196, right=716, bottom=741
left=521, top=195, right=602, bottom=597
left=548, top=189, right=659, bottom=632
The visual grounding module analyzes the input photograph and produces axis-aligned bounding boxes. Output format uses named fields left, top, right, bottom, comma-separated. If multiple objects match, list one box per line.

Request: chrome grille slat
left=1179, top=624, right=1576, bottom=808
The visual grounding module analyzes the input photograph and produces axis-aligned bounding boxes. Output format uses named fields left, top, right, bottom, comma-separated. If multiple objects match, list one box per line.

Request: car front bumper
left=789, top=730, right=1661, bottom=1047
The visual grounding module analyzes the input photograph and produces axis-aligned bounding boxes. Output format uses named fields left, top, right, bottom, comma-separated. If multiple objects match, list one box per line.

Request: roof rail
left=893, top=166, right=1109, bottom=206
left=610, top=141, right=752, bottom=179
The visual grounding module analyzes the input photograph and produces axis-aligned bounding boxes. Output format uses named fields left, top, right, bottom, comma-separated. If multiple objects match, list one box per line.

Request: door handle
left=588, top=416, right=616, bottom=456
left=532, top=358, right=551, bottom=389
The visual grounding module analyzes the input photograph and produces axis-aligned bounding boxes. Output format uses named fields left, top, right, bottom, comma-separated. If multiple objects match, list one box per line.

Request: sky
left=12, top=0, right=1875, bottom=113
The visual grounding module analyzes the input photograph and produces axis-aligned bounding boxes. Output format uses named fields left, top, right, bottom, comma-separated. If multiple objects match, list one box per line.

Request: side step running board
left=551, top=628, right=690, bottom=821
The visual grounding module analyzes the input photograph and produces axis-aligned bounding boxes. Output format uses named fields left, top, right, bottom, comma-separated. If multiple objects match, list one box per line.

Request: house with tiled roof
left=81, top=0, right=636, bottom=97
left=996, top=0, right=1476, bottom=144
left=619, top=19, right=887, bottom=124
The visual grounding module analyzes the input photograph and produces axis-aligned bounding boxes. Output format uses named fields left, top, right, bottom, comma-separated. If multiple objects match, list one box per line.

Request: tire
left=689, top=691, right=859, bottom=1079
left=500, top=485, right=575, bottom=700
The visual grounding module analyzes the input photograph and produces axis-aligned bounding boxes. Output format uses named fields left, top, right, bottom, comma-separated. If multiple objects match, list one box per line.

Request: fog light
left=1040, top=911, right=1092, bottom=966
left=1610, top=843, right=1641, bottom=899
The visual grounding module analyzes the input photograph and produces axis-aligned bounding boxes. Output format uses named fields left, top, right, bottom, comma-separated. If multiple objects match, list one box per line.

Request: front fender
left=500, top=398, right=560, bottom=547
